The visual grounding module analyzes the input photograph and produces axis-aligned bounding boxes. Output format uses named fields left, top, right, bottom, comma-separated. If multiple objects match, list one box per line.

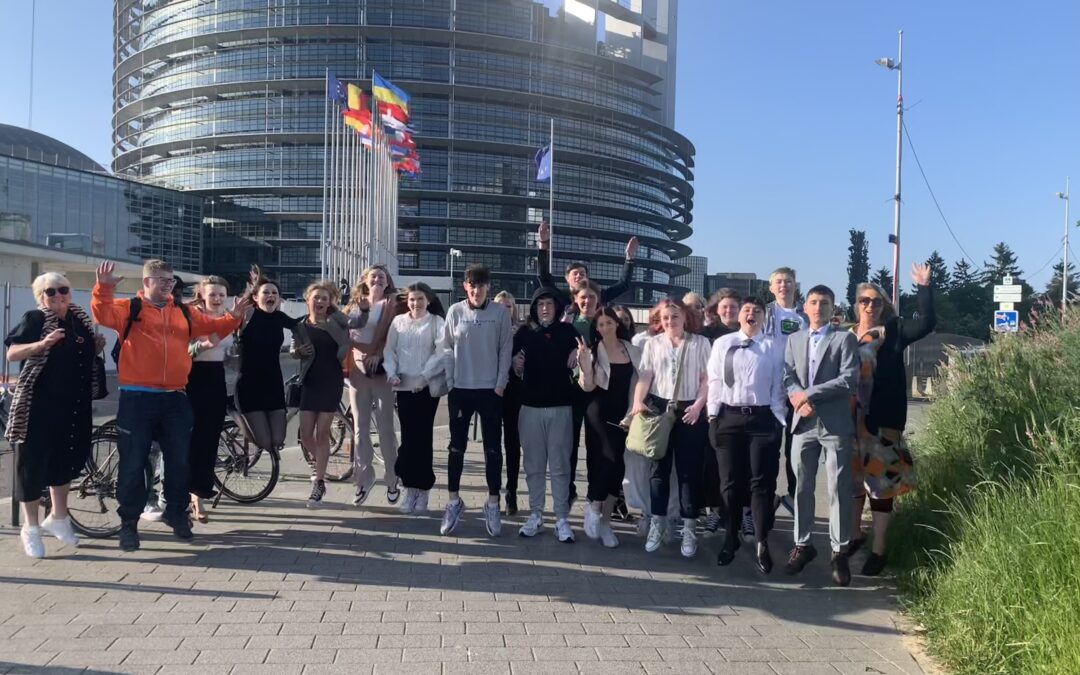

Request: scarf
left=6, top=304, right=101, bottom=444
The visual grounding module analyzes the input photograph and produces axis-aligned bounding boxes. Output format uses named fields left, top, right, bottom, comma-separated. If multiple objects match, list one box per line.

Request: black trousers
left=649, top=402, right=708, bottom=519
left=703, top=439, right=723, bottom=509
left=447, top=388, right=503, bottom=496
left=583, top=393, right=627, bottom=502
left=710, top=406, right=782, bottom=545
left=503, top=390, right=521, bottom=495
left=186, top=362, right=226, bottom=499
left=568, top=386, right=587, bottom=501
left=395, top=388, right=439, bottom=490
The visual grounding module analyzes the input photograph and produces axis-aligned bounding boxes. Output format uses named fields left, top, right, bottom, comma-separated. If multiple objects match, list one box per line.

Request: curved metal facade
left=113, top=0, right=694, bottom=300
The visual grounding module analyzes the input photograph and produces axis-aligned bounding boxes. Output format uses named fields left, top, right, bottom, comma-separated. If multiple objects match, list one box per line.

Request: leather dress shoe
left=717, top=538, right=740, bottom=566
left=756, top=542, right=773, bottom=574
left=784, top=545, right=818, bottom=575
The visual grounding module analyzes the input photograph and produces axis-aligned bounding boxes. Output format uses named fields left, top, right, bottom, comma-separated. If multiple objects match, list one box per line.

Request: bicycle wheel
left=67, top=427, right=123, bottom=538
left=324, top=411, right=355, bottom=482
left=214, top=419, right=279, bottom=503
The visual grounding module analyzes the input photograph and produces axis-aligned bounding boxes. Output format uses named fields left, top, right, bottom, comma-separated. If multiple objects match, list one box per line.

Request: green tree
left=845, top=229, right=870, bottom=319
left=1045, top=260, right=1079, bottom=305
left=871, top=266, right=894, bottom=299
left=952, top=258, right=978, bottom=288
left=923, top=250, right=951, bottom=293
left=982, top=242, right=1023, bottom=284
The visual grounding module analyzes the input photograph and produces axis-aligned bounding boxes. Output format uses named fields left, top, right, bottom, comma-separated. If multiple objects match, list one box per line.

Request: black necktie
left=724, top=338, right=753, bottom=387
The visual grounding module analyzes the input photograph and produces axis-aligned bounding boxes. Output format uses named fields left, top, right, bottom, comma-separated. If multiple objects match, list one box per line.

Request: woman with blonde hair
left=494, top=290, right=523, bottom=514
left=291, top=281, right=352, bottom=507
left=848, top=265, right=935, bottom=575
left=185, top=276, right=234, bottom=522
left=5, top=272, right=106, bottom=557
left=345, top=265, right=402, bottom=507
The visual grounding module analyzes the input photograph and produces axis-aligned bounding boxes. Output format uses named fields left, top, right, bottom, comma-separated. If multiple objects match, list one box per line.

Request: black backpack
left=111, top=297, right=193, bottom=367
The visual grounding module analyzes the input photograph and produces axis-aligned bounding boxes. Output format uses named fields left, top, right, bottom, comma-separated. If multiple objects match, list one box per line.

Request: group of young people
left=5, top=222, right=934, bottom=586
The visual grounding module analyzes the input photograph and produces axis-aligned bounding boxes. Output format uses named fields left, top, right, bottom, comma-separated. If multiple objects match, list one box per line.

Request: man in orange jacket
left=92, top=259, right=250, bottom=551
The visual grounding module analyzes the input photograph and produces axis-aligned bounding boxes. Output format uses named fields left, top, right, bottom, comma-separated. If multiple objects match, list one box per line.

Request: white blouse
left=639, top=332, right=711, bottom=402
left=382, top=312, right=448, bottom=391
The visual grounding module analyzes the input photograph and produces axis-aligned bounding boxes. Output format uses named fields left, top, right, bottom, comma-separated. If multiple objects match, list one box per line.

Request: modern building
left=113, top=0, right=695, bottom=302
left=705, top=271, right=771, bottom=300
left=0, top=124, right=203, bottom=291
left=673, top=254, right=707, bottom=295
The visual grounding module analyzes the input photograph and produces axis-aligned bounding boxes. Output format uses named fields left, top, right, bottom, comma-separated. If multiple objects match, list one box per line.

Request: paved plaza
left=0, top=417, right=929, bottom=674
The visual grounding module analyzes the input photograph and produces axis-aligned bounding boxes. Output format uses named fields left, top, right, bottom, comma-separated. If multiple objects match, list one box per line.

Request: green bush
left=892, top=311, right=1080, bottom=673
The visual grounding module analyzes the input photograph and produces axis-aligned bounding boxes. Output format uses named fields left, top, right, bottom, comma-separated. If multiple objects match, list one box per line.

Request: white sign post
left=993, top=276, right=1021, bottom=332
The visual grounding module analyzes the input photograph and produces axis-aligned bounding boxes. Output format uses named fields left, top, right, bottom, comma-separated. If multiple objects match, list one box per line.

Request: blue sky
left=1, top=1, right=1077, bottom=296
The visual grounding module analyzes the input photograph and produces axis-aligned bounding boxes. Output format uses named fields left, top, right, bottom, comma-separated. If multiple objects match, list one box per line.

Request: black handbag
left=286, top=380, right=303, bottom=408
left=92, top=355, right=109, bottom=400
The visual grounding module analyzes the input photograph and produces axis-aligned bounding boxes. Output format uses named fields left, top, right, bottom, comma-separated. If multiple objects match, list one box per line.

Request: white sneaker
left=584, top=506, right=602, bottom=540
left=599, top=523, right=619, bottom=549
left=440, top=499, right=465, bottom=535
left=413, top=490, right=430, bottom=514
left=399, top=487, right=418, bottom=515
left=519, top=512, right=544, bottom=537
left=645, top=516, right=665, bottom=553
left=680, top=518, right=698, bottom=558
left=483, top=500, right=502, bottom=537
left=41, top=514, right=79, bottom=547
left=21, top=526, right=44, bottom=558
left=555, top=518, right=575, bottom=543
left=140, top=505, right=163, bottom=522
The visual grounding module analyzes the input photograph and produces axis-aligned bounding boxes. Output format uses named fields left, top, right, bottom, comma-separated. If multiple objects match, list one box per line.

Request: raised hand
left=912, top=262, right=931, bottom=287
left=230, top=294, right=253, bottom=317
left=537, top=221, right=551, bottom=250
left=574, top=336, right=590, bottom=366
left=96, top=261, right=123, bottom=287
left=626, top=236, right=639, bottom=261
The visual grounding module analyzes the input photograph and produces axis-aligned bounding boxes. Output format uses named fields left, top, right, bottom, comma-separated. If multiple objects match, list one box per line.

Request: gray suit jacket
left=783, top=326, right=859, bottom=436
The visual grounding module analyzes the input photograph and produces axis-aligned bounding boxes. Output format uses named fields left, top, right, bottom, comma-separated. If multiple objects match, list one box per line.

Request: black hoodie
left=511, top=286, right=581, bottom=408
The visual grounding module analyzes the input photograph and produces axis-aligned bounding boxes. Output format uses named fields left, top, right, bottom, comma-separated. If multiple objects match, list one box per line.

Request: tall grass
left=892, top=310, right=1080, bottom=673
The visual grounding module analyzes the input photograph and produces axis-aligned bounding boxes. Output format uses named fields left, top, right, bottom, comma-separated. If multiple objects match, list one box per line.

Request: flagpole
left=330, top=91, right=340, bottom=284
left=549, top=117, right=555, bottom=258
left=320, top=70, right=329, bottom=280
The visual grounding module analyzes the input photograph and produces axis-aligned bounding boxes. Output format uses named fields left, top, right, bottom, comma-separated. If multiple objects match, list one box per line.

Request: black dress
left=4, top=310, right=94, bottom=502
left=584, top=361, right=633, bottom=502
left=236, top=308, right=299, bottom=413
left=299, top=322, right=345, bottom=413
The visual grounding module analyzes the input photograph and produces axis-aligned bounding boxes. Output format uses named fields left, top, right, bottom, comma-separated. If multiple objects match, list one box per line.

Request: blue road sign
left=994, top=310, right=1019, bottom=332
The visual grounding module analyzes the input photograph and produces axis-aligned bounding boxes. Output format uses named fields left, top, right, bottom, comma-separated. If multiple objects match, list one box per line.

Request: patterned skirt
left=853, top=419, right=916, bottom=500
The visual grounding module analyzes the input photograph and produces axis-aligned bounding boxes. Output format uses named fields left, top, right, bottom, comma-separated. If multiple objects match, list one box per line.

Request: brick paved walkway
left=0, top=426, right=925, bottom=674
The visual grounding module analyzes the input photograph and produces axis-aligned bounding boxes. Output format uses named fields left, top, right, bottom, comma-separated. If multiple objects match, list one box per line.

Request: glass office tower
left=113, top=0, right=695, bottom=300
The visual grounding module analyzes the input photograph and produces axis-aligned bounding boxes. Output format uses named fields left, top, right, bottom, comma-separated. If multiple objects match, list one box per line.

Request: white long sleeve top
left=706, top=330, right=787, bottom=425
left=383, top=312, right=448, bottom=392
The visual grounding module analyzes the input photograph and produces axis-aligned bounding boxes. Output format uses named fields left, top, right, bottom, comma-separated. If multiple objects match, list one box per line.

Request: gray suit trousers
left=791, top=423, right=854, bottom=552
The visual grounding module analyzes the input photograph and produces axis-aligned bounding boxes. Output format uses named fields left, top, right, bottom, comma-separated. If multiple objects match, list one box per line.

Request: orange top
left=92, top=283, right=242, bottom=391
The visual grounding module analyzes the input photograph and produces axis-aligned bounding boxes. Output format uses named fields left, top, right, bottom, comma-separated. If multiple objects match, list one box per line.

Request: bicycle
left=3, top=385, right=125, bottom=536
left=212, top=378, right=356, bottom=506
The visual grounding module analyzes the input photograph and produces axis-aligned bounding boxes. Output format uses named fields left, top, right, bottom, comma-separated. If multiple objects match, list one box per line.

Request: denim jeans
left=447, top=388, right=503, bottom=495
left=116, top=390, right=193, bottom=523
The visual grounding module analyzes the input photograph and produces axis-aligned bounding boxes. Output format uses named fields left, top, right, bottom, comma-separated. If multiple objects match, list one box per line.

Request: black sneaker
left=860, top=552, right=888, bottom=577
left=309, top=480, right=327, bottom=508
left=504, top=491, right=518, bottom=516
left=832, top=552, right=852, bottom=586
left=118, top=520, right=140, bottom=552
left=162, top=513, right=193, bottom=541
left=386, top=479, right=401, bottom=505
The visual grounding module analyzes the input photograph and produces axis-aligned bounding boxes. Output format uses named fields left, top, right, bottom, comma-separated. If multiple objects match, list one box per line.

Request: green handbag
left=626, top=340, right=688, bottom=461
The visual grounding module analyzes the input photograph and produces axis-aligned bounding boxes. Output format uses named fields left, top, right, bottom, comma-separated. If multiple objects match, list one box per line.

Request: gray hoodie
left=442, top=299, right=513, bottom=391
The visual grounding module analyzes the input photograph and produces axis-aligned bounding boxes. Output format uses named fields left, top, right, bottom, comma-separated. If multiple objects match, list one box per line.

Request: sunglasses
left=857, top=297, right=884, bottom=307
left=44, top=287, right=71, bottom=297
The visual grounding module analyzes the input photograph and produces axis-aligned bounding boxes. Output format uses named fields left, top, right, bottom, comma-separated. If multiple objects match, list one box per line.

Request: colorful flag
left=372, top=72, right=410, bottom=117
left=327, top=72, right=346, bottom=105
left=378, top=101, right=409, bottom=124
left=535, top=144, right=552, bottom=182
left=343, top=109, right=373, bottom=138
left=347, top=83, right=368, bottom=112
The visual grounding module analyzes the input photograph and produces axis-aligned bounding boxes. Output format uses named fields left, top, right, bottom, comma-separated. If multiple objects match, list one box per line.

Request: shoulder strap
left=177, top=302, right=192, bottom=335
left=668, top=337, right=690, bottom=410
left=122, top=297, right=142, bottom=342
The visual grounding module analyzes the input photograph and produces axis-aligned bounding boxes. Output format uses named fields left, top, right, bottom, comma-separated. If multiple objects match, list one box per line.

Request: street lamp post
left=1057, top=177, right=1071, bottom=317
left=876, top=30, right=903, bottom=309
left=449, top=248, right=463, bottom=304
